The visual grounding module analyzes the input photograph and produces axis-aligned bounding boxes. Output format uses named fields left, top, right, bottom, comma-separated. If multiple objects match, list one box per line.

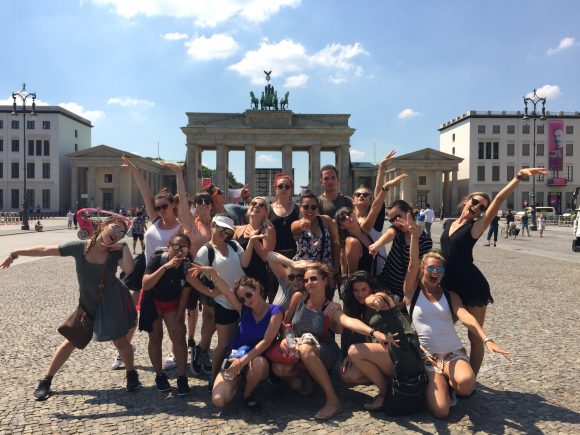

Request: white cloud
left=547, top=37, right=575, bottom=55
left=185, top=34, right=239, bottom=60
left=107, top=97, right=155, bottom=107
left=257, top=154, right=279, bottom=163
left=527, top=85, right=561, bottom=100
left=329, top=76, right=347, bottom=84
left=398, top=108, right=420, bottom=119
left=284, top=74, right=308, bottom=88
left=91, top=0, right=300, bottom=27
left=229, top=38, right=368, bottom=85
left=59, top=102, right=106, bottom=122
left=163, top=32, right=188, bottom=41
left=350, top=149, right=365, bottom=160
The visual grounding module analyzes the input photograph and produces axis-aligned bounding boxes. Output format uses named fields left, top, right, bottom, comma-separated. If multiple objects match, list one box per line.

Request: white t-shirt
left=421, top=208, right=435, bottom=224
left=144, top=220, right=182, bottom=266
left=194, top=241, right=245, bottom=310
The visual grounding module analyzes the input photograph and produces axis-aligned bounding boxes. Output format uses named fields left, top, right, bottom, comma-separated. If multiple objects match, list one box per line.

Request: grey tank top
left=292, top=298, right=331, bottom=343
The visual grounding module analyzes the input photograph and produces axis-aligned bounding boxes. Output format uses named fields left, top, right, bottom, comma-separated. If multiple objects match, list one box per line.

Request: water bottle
left=284, top=324, right=298, bottom=357
left=229, top=345, right=250, bottom=360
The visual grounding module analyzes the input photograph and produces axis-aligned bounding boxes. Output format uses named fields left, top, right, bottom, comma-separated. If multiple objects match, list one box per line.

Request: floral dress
left=293, top=216, right=332, bottom=266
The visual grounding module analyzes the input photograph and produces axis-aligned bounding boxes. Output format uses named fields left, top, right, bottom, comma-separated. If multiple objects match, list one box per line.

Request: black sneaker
left=190, top=345, right=202, bottom=376
left=155, top=372, right=171, bottom=392
left=177, top=375, right=191, bottom=396
left=126, top=369, right=142, bottom=392
left=187, top=338, right=196, bottom=349
left=34, top=377, right=52, bottom=401
left=201, top=350, right=212, bottom=374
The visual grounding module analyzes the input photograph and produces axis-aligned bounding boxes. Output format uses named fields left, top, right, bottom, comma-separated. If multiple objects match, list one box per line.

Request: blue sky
left=2, top=0, right=579, bottom=191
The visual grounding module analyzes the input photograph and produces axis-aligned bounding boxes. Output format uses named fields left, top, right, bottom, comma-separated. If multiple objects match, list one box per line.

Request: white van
left=516, top=206, right=556, bottom=219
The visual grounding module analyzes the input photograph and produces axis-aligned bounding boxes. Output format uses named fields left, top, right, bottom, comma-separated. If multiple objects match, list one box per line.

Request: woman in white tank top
left=402, top=212, right=510, bottom=419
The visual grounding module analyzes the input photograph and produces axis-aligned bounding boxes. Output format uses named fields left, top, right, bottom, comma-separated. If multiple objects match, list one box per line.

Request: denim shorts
left=421, top=348, right=468, bottom=374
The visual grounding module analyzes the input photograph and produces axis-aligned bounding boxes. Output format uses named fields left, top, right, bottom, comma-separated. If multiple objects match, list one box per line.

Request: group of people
left=2, top=151, right=546, bottom=420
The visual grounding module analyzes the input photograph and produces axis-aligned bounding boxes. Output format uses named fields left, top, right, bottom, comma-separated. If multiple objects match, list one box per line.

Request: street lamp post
left=11, top=83, right=37, bottom=231
left=523, top=89, right=546, bottom=231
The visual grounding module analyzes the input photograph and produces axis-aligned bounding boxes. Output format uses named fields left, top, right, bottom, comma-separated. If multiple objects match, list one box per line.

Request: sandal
left=243, top=394, right=262, bottom=412
left=363, top=394, right=385, bottom=411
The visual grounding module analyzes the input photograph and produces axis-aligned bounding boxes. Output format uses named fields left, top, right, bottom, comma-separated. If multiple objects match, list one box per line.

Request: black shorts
left=132, top=233, right=144, bottom=241
left=187, top=289, right=200, bottom=310
left=214, top=303, right=239, bottom=325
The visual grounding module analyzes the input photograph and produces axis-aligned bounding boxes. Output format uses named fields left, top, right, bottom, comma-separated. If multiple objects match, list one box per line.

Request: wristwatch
left=483, top=336, right=494, bottom=345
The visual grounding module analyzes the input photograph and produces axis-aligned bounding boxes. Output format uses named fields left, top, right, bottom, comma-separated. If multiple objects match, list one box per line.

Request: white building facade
left=0, top=106, right=92, bottom=213
left=439, top=110, right=580, bottom=213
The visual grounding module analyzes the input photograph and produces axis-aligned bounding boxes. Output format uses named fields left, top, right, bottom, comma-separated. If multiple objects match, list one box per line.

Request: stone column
left=433, top=169, right=442, bottom=214
left=186, top=144, right=201, bottom=194
left=88, top=166, right=96, bottom=208
left=282, top=145, right=293, bottom=176
left=131, top=173, right=139, bottom=208
left=443, top=171, right=450, bottom=216
left=245, top=144, right=256, bottom=196
left=408, top=168, right=418, bottom=207
left=112, top=166, right=121, bottom=209
left=216, top=144, right=228, bottom=195
left=339, top=143, right=351, bottom=196
left=309, top=144, right=321, bottom=193
left=393, top=171, right=401, bottom=200
left=71, top=163, right=78, bottom=210
left=451, top=169, right=458, bottom=214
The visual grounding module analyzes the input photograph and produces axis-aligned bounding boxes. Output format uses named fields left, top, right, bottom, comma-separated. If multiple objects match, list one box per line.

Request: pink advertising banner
left=548, top=120, right=564, bottom=171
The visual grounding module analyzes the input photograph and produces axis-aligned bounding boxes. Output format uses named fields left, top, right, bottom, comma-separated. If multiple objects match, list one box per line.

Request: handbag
left=57, top=254, right=109, bottom=349
left=265, top=340, right=300, bottom=365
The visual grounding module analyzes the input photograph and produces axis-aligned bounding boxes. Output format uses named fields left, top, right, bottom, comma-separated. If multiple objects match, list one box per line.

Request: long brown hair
left=458, top=192, right=491, bottom=212
left=304, top=263, right=335, bottom=301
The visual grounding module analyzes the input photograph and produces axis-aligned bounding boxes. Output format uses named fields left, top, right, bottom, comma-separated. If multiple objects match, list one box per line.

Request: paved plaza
left=0, top=219, right=579, bottom=434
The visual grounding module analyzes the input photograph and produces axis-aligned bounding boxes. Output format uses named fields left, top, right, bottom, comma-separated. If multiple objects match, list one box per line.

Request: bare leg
left=126, top=291, right=141, bottom=343
left=199, top=303, right=215, bottom=352
left=187, top=307, right=198, bottom=344
left=164, top=311, right=187, bottom=377
left=444, top=359, right=475, bottom=397
left=148, top=317, right=164, bottom=375
left=465, top=305, right=486, bottom=377
left=242, top=356, right=270, bottom=399
left=212, top=371, right=242, bottom=408
left=113, top=335, right=135, bottom=371
left=46, top=340, right=76, bottom=377
left=212, top=322, right=236, bottom=378
left=425, top=371, right=451, bottom=419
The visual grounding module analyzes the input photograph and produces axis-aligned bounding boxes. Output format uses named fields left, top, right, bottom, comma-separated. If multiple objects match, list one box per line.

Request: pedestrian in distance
left=483, top=214, right=500, bottom=246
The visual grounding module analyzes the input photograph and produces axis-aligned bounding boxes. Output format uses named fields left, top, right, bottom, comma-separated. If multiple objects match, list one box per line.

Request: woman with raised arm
left=269, top=173, right=300, bottom=259
left=404, top=213, right=510, bottom=418
left=272, top=264, right=396, bottom=420
left=266, top=251, right=309, bottom=312
left=233, top=196, right=276, bottom=300
left=2, top=216, right=140, bottom=401
left=189, top=266, right=283, bottom=412
left=440, top=167, right=546, bottom=376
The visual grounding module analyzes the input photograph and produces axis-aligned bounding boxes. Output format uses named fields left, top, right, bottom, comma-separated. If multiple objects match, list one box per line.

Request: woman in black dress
left=269, top=173, right=300, bottom=259
left=441, top=167, right=546, bottom=376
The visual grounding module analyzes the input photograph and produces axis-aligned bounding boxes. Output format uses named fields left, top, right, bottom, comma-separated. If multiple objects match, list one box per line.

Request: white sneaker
left=111, top=352, right=123, bottom=370
left=163, top=353, right=177, bottom=370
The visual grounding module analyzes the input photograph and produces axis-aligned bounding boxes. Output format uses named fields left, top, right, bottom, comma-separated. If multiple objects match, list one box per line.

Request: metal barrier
left=0, top=212, right=22, bottom=225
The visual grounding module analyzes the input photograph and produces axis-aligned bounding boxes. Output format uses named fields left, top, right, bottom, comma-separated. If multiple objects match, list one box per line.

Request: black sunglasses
left=301, top=204, right=318, bottom=211
left=195, top=198, right=211, bottom=206
left=170, top=243, right=189, bottom=253
left=154, top=203, right=170, bottom=211
left=388, top=215, right=403, bottom=224
left=287, top=273, right=304, bottom=281
left=354, top=192, right=370, bottom=198
left=251, top=201, right=267, bottom=209
left=337, top=212, right=352, bottom=223
left=277, top=184, right=291, bottom=190
left=238, top=290, right=255, bottom=304
left=303, top=276, right=319, bottom=283
left=471, top=197, right=487, bottom=212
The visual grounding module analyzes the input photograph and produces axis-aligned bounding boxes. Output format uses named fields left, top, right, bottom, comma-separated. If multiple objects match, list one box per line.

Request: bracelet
left=515, top=173, right=524, bottom=181
left=369, top=328, right=376, bottom=338
left=9, top=252, right=18, bottom=260
left=483, top=336, right=494, bottom=345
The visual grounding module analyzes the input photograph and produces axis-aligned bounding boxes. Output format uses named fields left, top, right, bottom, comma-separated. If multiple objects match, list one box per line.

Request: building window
left=0, top=139, right=3, bottom=152
left=11, top=189, right=19, bottom=209
left=43, top=140, right=50, bottom=156
left=0, top=189, right=2, bottom=209
left=507, top=192, right=514, bottom=210
left=536, top=143, right=544, bottom=156
left=27, top=162, right=35, bottom=179
left=28, top=140, right=34, bottom=156
left=566, top=125, right=573, bottom=134
left=418, top=176, right=427, bottom=186
left=42, top=189, right=50, bottom=209
left=492, top=125, right=500, bottom=134
left=42, top=163, right=50, bottom=179
left=27, top=189, right=35, bottom=210
left=478, top=142, right=484, bottom=159
left=452, top=146, right=455, bottom=155
left=566, top=143, right=573, bottom=157
left=507, top=125, right=515, bottom=134
left=477, top=125, right=486, bottom=134
left=522, top=143, right=530, bottom=156
left=0, top=120, right=3, bottom=129
left=477, top=166, right=485, bottom=182
left=492, top=142, right=499, bottom=159
left=27, top=120, right=35, bottom=129
left=452, top=133, right=455, bottom=142
left=75, top=129, right=78, bottom=138
left=42, top=121, right=51, bottom=130
left=11, top=120, right=19, bottom=129
left=0, top=162, right=3, bottom=178
left=567, top=166, right=573, bottom=182
left=522, top=124, right=530, bottom=134
left=507, top=143, right=514, bottom=156
left=104, top=174, right=113, bottom=183
left=522, top=192, right=529, bottom=208
left=36, top=140, right=42, bottom=156
left=485, top=142, right=492, bottom=159
left=11, top=139, right=19, bottom=152
left=492, top=166, right=500, bottom=182
left=11, top=162, right=19, bottom=178
left=507, top=165, right=514, bottom=181
left=74, top=143, right=78, bottom=152
left=538, top=166, right=545, bottom=182
left=537, top=191, right=544, bottom=207
left=537, top=125, right=545, bottom=134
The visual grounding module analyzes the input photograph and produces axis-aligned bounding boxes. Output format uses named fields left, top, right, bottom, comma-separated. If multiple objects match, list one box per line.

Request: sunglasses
left=237, top=290, right=255, bottom=304
left=250, top=201, right=267, bottom=209
left=287, top=273, right=304, bottom=281
left=211, top=188, right=224, bottom=197
left=195, top=198, right=211, bottom=206
left=170, top=243, right=189, bottom=253
left=471, top=197, right=487, bottom=212
left=154, top=203, right=170, bottom=212
left=388, top=215, right=403, bottom=224
left=354, top=192, right=370, bottom=198
left=214, top=226, right=233, bottom=236
left=301, top=204, right=318, bottom=211
left=337, top=212, right=352, bottom=223
left=277, top=184, right=291, bottom=190
left=425, top=265, right=445, bottom=274
left=303, top=276, right=319, bottom=283
left=110, top=224, right=126, bottom=239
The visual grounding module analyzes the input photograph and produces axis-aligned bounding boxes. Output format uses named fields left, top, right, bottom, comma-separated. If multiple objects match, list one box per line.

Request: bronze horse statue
left=280, top=91, right=289, bottom=110
left=250, top=91, right=259, bottom=110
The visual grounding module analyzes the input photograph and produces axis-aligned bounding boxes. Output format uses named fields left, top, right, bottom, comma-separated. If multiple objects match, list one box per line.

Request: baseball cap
left=212, top=215, right=235, bottom=231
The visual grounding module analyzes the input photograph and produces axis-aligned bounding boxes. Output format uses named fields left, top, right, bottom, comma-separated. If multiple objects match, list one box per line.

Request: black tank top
left=236, top=229, right=269, bottom=291
left=269, top=204, right=300, bottom=253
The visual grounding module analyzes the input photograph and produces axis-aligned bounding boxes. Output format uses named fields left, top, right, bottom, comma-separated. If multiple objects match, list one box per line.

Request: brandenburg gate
left=182, top=72, right=355, bottom=197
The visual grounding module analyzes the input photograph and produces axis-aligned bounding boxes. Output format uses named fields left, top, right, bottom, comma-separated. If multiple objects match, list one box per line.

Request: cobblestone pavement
left=0, top=224, right=579, bottom=434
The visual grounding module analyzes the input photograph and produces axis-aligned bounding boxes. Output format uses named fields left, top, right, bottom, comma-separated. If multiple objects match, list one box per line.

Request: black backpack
left=204, top=240, right=239, bottom=266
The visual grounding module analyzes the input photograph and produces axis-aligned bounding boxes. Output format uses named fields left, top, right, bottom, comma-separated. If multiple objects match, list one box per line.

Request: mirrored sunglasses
left=171, top=243, right=189, bottom=253
left=425, top=265, right=445, bottom=274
